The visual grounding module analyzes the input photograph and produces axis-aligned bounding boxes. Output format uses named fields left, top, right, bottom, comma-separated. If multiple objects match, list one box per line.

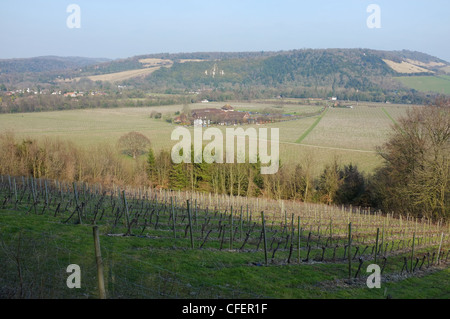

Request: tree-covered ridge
left=0, top=56, right=110, bottom=74
left=1, top=49, right=449, bottom=105
left=143, top=49, right=439, bottom=92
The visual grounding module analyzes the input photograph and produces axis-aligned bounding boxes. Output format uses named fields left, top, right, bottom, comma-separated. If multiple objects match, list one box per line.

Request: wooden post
left=298, top=216, right=301, bottom=263
left=374, top=228, right=379, bottom=264
left=13, top=178, right=17, bottom=203
left=93, top=226, right=106, bottom=299
left=437, top=232, right=444, bottom=265
left=246, top=204, right=249, bottom=225
left=261, top=211, right=268, bottom=266
left=348, top=222, right=352, bottom=279
left=187, top=200, right=194, bottom=249
left=194, top=199, right=198, bottom=228
left=73, top=182, right=82, bottom=224
left=44, top=180, right=49, bottom=206
left=410, top=232, right=415, bottom=273
left=122, top=191, right=131, bottom=235
left=240, top=206, right=243, bottom=240
left=171, top=197, right=176, bottom=239
left=329, top=218, right=332, bottom=246
left=288, top=213, right=295, bottom=263
left=230, top=206, right=234, bottom=249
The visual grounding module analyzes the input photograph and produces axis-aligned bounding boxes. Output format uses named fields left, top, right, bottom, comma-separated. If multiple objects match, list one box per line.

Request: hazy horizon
left=1, top=0, right=450, bottom=62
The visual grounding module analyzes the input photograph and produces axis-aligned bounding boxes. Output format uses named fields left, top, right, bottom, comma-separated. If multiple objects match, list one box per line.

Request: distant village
left=3, top=88, right=108, bottom=97
left=173, top=104, right=297, bottom=126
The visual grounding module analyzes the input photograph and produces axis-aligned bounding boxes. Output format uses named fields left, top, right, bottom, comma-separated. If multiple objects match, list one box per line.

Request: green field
left=396, top=75, right=450, bottom=95
left=0, top=100, right=413, bottom=175
left=1, top=182, right=448, bottom=300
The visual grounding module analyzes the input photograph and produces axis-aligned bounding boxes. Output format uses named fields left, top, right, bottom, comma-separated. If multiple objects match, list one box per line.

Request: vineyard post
left=195, top=199, right=198, bottom=229
left=73, top=182, right=82, bottom=224
left=171, top=197, right=176, bottom=239
left=93, top=226, right=106, bottom=299
left=261, top=211, right=268, bottom=266
left=247, top=204, right=249, bottom=224
left=240, top=206, right=243, bottom=240
left=423, top=218, right=426, bottom=245
left=44, top=180, right=49, bottom=206
left=348, top=222, right=352, bottom=279
left=122, top=191, right=131, bottom=235
left=57, top=182, right=61, bottom=202
left=329, top=218, right=332, bottom=246
left=436, top=232, right=444, bottom=265
left=290, top=213, right=295, bottom=246
left=410, top=232, right=415, bottom=273
left=30, top=178, right=36, bottom=206
left=230, top=206, right=234, bottom=250
left=298, top=216, right=301, bottom=262
left=380, top=221, right=385, bottom=256
left=187, top=200, right=194, bottom=249
left=374, top=228, right=380, bottom=264
left=13, top=178, right=17, bottom=204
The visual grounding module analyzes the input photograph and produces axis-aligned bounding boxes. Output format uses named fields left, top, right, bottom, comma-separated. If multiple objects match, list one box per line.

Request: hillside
left=0, top=56, right=111, bottom=87
left=67, top=49, right=450, bottom=103
left=0, top=56, right=110, bottom=74
left=1, top=49, right=449, bottom=103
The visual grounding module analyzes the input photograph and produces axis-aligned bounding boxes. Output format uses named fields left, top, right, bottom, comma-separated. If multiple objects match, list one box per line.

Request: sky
left=1, top=0, right=450, bottom=62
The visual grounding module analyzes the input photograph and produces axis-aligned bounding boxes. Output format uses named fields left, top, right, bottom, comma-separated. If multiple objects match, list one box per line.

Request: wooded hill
left=1, top=49, right=449, bottom=104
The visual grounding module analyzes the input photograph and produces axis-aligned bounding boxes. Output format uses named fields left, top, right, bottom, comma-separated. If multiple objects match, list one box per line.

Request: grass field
left=395, top=75, right=450, bottom=95
left=80, top=67, right=165, bottom=82
left=0, top=100, right=413, bottom=175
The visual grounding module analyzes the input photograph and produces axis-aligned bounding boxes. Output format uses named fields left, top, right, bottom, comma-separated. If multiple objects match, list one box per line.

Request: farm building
left=173, top=113, right=190, bottom=125
left=190, top=106, right=249, bottom=126
left=221, top=104, right=234, bottom=111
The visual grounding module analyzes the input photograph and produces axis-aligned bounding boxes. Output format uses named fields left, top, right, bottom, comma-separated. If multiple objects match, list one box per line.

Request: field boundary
left=295, top=107, right=329, bottom=144
left=382, top=107, right=400, bottom=127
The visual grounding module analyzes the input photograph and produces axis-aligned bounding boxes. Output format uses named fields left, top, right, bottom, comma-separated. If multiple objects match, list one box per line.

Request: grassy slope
left=395, top=75, right=450, bottom=95
left=1, top=205, right=448, bottom=299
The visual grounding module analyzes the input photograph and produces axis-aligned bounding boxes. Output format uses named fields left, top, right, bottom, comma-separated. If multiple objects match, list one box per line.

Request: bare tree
left=373, top=97, right=450, bottom=219
left=117, top=132, right=151, bottom=160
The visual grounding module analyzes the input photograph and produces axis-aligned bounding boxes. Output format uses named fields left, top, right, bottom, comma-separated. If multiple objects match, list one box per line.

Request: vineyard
left=0, top=175, right=449, bottom=299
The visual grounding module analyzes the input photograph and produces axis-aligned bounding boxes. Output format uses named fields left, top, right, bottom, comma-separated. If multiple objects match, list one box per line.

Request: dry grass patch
left=383, top=59, right=433, bottom=74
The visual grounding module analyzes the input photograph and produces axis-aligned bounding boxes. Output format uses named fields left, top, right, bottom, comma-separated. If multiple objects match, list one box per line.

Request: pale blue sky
left=1, top=0, right=450, bottom=61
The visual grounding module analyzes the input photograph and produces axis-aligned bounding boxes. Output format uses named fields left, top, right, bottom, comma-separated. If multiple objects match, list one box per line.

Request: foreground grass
left=0, top=206, right=448, bottom=299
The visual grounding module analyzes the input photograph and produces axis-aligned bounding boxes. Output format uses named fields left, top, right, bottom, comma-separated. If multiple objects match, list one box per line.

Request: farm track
left=382, top=107, right=399, bottom=127
left=282, top=141, right=377, bottom=154
left=295, top=107, right=329, bottom=144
